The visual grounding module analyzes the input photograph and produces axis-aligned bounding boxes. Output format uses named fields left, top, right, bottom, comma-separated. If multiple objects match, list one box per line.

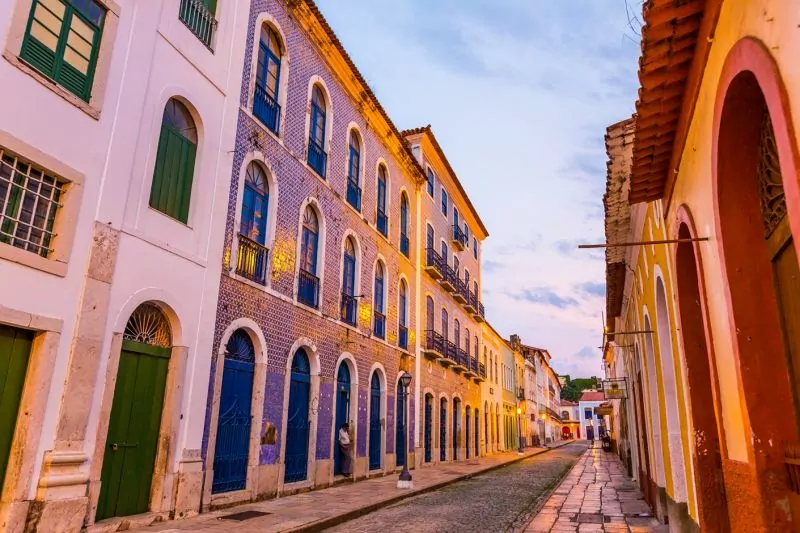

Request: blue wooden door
left=424, top=396, right=432, bottom=463
left=453, top=400, right=460, bottom=460
left=212, top=331, right=255, bottom=493
left=369, top=373, right=381, bottom=470
left=465, top=408, right=471, bottom=459
left=439, top=399, right=447, bottom=461
left=284, top=350, right=311, bottom=483
left=395, top=381, right=404, bottom=467
left=334, top=364, right=350, bottom=475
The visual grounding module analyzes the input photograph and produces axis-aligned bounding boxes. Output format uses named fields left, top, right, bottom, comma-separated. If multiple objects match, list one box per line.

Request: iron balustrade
left=478, top=362, right=486, bottom=378
left=235, top=234, right=269, bottom=285
left=298, top=269, right=320, bottom=308
left=400, top=234, right=409, bottom=257
left=445, top=341, right=459, bottom=364
left=425, top=329, right=444, bottom=355
left=377, top=209, right=388, bottom=236
left=451, top=225, right=468, bottom=249
left=179, top=0, right=217, bottom=50
left=341, top=293, right=358, bottom=326
left=454, top=277, right=467, bottom=303
left=253, top=84, right=281, bottom=134
left=346, top=178, right=362, bottom=211
left=374, top=310, right=386, bottom=339
left=548, top=384, right=556, bottom=395
left=307, top=138, right=327, bottom=178
left=425, top=247, right=444, bottom=276
left=441, top=264, right=457, bottom=291
left=458, top=349, right=470, bottom=368
left=470, top=358, right=478, bottom=372
left=477, top=302, right=486, bottom=321
left=399, top=325, right=408, bottom=350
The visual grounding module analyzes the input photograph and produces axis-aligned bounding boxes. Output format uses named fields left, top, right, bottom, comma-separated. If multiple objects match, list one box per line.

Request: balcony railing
left=400, top=234, right=409, bottom=257
left=440, top=264, right=456, bottom=292
left=253, top=84, right=281, bottom=135
left=443, top=341, right=458, bottom=366
left=464, top=291, right=477, bottom=313
left=341, top=293, right=358, bottom=326
left=454, top=348, right=469, bottom=371
left=179, top=0, right=217, bottom=50
left=235, top=234, right=269, bottom=285
left=474, top=302, right=486, bottom=322
left=373, top=310, right=385, bottom=339
left=451, top=225, right=468, bottom=250
left=453, top=277, right=467, bottom=304
left=423, top=329, right=444, bottom=358
left=478, top=362, right=486, bottom=378
left=398, top=324, right=408, bottom=350
left=470, top=357, right=478, bottom=372
left=307, top=138, right=327, bottom=178
left=424, top=247, right=444, bottom=279
left=298, top=269, right=320, bottom=308
left=346, top=178, right=362, bottom=211
left=377, top=209, right=388, bottom=237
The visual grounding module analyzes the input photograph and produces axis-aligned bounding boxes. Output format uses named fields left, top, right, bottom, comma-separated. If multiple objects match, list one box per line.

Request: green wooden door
left=0, top=325, right=33, bottom=490
left=96, top=340, right=170, bottom=521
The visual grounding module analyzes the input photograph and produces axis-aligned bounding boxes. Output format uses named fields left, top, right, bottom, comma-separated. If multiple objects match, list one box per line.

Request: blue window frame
left=426, top=168, right=434, bottom=197
left=240, top=162, right=269, bottom=243
left=376, top=166, right=387, bottom=236
left=426, top=224, right=434, bottom=250
left=346, top=132, right=362, bottom=211
left=400, top=193, right=409, bottom=257
left=441, top=189, right=448, bottom=217
left=341, top=237, right=357, bottom=325
left=308, top=86, right=327, bottom=178
left=473, top=237, right=478, bottom=259
left=298, top=206, right=320, bottom=308
left=441, top=241, right=448, bottom=266
left=399, top=280, right=407, bottom=328
left=374, top=261, right=385, bottom=338
left=254, top=25, right=282, bottom=134
left=454, top=208, right=459, bottom=229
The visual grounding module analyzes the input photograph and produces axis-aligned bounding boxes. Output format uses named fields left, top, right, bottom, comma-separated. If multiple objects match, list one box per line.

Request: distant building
left=578, top=391, right=606, bottom=441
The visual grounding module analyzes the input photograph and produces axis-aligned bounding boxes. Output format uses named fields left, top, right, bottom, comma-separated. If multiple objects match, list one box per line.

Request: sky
left=315, top=0, right=642, bottom=379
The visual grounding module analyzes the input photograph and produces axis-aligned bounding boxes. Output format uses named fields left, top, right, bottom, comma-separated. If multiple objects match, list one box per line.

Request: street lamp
left=397, top=371, right=413, bottom=489
left=516, top=407, right=524, bottom=454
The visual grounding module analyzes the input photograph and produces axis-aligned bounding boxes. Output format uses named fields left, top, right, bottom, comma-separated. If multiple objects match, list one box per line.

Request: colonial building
left=481, top=322, right=506, bottom=454
left=0, top=0, right=247, bottom=531
left=559, top=401, right=580, bottom=440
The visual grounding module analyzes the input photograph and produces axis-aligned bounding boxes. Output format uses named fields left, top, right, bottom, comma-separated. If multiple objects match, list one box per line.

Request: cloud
left=483, top=259, right=504, bottom=273
left=509, top=287, right=579, bottom=309
left=575, top=346, right=598, bottom=359
left=576, top=281, right=606, bottom=298
left=553, top=239, right=604, bottom=261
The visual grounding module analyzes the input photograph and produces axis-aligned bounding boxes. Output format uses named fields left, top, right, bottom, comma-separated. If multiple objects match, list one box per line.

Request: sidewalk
left=126, top=444, right=567, bottom=533
left=525, top=446, right=666, bottom=533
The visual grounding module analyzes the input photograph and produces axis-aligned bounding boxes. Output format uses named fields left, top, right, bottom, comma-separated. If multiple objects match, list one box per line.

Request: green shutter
left=204, top=0, right=217, bottom=15
left=0, top=326, right=33, bottom=489
left=149, top=124, right=196, bottom=224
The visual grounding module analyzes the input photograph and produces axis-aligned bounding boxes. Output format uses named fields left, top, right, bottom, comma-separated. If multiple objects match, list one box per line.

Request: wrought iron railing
left=235, top=234, right=269, bottom=285
left=400, top=234, right=409, bottom=257
left=425, top=329, right=444, bottom=355
left=377, top=209, right=388, bottom=236
left=298, top=269, right=319, bottom=308
left=373, top=310, right=385, bottom=339
left=451, top=225, right=468, bottom=248
left=458, top=349, right=470, bottom=368
left=179, top=0, right=217, bottom=50
left=341, top=293, right=357, bottom=326
left=478, top=362, right=486, bottom=378
left=253, top=84, right=280, bottom=135
left=346, top=178, right=362, bottom=211
left=470, top=357, right=478, bottom=372
left=425, top=247, right=443, bottom=275
left=477, top=302, right=485, bottom=320
left=454, top=277, right=467, bottom=301
left=445, top=341, right=459, bottom=364
left=307, top=138, right=327, bottom=178
left=441, top=264, right=457, bottom=290
left=398, top=324, right=408, bottom=350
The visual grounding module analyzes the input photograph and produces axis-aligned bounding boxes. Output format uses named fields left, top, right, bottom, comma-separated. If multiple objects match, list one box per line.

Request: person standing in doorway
left=339, top=422, right=352, bottom=477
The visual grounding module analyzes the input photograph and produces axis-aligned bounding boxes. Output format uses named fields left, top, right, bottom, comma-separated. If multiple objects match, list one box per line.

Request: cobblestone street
left=324, top=443, right=588, bottom=533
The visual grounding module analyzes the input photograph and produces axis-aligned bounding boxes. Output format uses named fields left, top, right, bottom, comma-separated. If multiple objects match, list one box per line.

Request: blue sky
left=316, top=0, right=641, bottom=378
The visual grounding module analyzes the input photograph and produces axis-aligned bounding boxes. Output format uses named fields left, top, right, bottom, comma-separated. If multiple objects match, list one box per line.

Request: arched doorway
left=675, top=218, right=730, bottom=531
left=642, top=315, right=665, bottom=485
left=440, top=398, right=447, bottom=461
left=474, top=408, right=480, bottom=457
left=424, top=393, right=433, bottom=463
left=212, top=330, right=255, bottom=493
left=395, top=380, right=405, bottom=467
left=465, top=406, right=471, bottom=459
left=633, top=346, right=653, bottom=506
left=284, top=349, right=311, bottom=483
left=334, top=362, right=351, bottom=476
left=369, top=372, right=382, bottom=470
left=97, top=303, right=172, bottom=520
left=453, top=398, right=461, bottom=460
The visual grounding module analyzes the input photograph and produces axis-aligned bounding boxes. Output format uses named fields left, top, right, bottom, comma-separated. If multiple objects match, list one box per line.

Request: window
left=426, top=168, right=434, bottom=197
left=179, top=0, right=217, bottom=49
left=473, top=238, right=478, bottom=259
left=399, top=193, right=409, bottom=257
left=298, top=206, right=320, bottom=308
left=399, top=279, right=408, bottom=349
left=373, top=261, right=385, bottom=338
left=149, top=99, right=197, bottom=224
left=454, top=319, right=460, bottom=349
left=584, top=408, right=592, bottom=420
left=562, top=410, right=570, bottom=420
left=346, top=132, right=362, bottom=211
left=441, top=308, right=448, bottom=342
left=464, top=224, right=469, bottom=244
left=465, top=328, right=470, bottom=356
left=440, top=241, right=448, bottom=267
left=473, top=280, right=478, bottom=297
left=308, top=86, right=327, bottom=178
left=0, top=148, right=64, bottom=258
left=376, top=166, right=388, bottom=236
left=465, top=269, right=470, bottom=288
left=254, top=25, right=282, bottom=134
left=454, top=208, right=459, bottom=229
left=453, top=256, right=459, bottom=275
left=21, top=0, right=106, bottom=102
left=426, top=296, right=434, bottom=331
left=341, top=237, right=357, bottom=325
left=441, top=189, right=448, bottom=216
left=236, top=162, right=270, bottom=284
left=426, top=224, right=434, bottom=251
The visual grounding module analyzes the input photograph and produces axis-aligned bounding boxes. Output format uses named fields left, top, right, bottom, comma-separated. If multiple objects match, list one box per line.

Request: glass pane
left=30, top=20, right=60, bottom=52
left=266, top=60, right=279, bottom=96
left=163, top=99, right=197, bottom=143
left=268, top=27, right=282, bottom=56
left=312, top=86, right=325, bottom=111
left=71, top=0, right=105, bottom=26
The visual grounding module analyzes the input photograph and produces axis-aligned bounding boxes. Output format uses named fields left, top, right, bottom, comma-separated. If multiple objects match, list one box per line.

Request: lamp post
left=397, top=371, right=413, bottom=489
left=516, top=407, right=524, bottom=454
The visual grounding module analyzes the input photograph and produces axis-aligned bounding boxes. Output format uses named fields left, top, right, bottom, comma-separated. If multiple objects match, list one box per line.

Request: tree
left=560, top=376, right=600, bottom=402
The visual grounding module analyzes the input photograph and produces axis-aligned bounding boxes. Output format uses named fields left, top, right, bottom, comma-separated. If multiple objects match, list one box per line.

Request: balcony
left=440, top=340, right=458, bottom=367
left=298, top=269, right=320, bottom=308
left=376, top=209, right=388, bottom=237
left=440, top=264, right=457, bottom=292
left=464, top=357, right=477, bottom=378
left=452, top=348, right=469, bottom=372
left=235, top=234, right=269, bottom=285
left=423, top=330, right=444, bottom=359
left=548, top=384, right=556, bottom=395
left=341, top=293, right=358, bottom=326
left=346, top=178, right=362, bottom=212
left=517, top=387, right=526, bottom=401
left=253, top=84, right=280, bottom=135
left=307, top=138, right=327, bottom=178
left=179, top=0, right=217, bottom=50
left=474, top=302, right=486, bottom=323
left=424, top=247, right=444, bottom=280
left=398, top=325, right=408, bottom=350
left=374, top=311, right=385, bottom=339
left=453, top=277, right=467, bottom=304
left=451, top=225, right=468, bottom=251
left=464, top=291, right=477, bottom=313
left=400, top=234, right=410, bottom=257
left=475, top=362, right=487, bottom=383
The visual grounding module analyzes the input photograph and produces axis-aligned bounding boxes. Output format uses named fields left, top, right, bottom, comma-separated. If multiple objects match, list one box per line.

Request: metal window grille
left=179, top=0, right=217, bottom=51
left=0, top=149, right=64, bottom=258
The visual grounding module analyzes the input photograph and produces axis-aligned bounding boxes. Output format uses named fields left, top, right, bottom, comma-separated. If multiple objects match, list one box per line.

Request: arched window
left=473, top=280, right=479, bottom=297
left=426, top=224, right=434, bottom=251
left=254, top=25, right=282, bottom=133
left=465, top=269, right=470, bottom=288
left=426, top=167, right=434, bottom=197
left=399, top=193, right=409, bottom=257
left=454, top=319, right=460, bottom=350
left=376, top=165, right=388, bottom=236
left=399, top=279, right=408, bottom=349
left=237, top=163, right=270, bottom=285
left=441, top=308, right=449, bottom=342
left=474, top=335, right=479, bottom=360
left=426, top=296, right=434, bottom=332
left=150, top=98, right=197, bottom=224
left=298, top=206, right=320, bottom=308
left=346, top=131, right=362, bottom=211
left=473, top=237, right=478, bottom=259
left=562, top=410, right=570, bottom=420
left=308, top=86, right=327, bottom=178
left=341, top=237, right=357, bottom=325
left=373, top=261, right=385, bottom=338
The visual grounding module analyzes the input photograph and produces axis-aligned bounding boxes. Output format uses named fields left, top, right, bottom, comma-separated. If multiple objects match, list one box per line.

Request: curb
left=286, top=441, right=573, bottom=533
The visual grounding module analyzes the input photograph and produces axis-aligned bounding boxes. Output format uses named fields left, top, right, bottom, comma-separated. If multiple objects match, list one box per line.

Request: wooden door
left=0, top=325, right=32, bottom=490
left=284, top=351, right=311, bottom=484
left=424, top=396, right=432, bottom=463
left=368, top=374, right=381, bottom=470
left=395, top=382, right=405, bottom=467
left=97, top=340, right=169, bottom=520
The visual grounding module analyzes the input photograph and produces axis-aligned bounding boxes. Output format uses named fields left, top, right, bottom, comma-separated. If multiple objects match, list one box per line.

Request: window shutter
left=150, top=124, right=196, bottom=224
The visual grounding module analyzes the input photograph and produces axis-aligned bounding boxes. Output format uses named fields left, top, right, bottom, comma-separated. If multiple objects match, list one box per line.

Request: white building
left=0, top=0, right=247, bottom=530
left=578, top=391, right=607, bottom=441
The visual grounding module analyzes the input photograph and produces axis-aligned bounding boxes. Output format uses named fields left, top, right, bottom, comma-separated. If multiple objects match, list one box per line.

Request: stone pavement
left=525, top=446, right=667, bottom=533
left=126, top=444, right=566, bottom=533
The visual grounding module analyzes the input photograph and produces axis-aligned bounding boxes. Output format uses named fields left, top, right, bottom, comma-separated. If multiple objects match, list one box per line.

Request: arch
left=340, top=233, right=360, bottom=326
left=333, top=355, right=356, bottom=476
left=368, top=368, right=385, bottom=471
left=632, top=343, right=654, bottom=504
left=423, top=392, right=434, bottom=463
left=346, top=123, right=365, bottom=185
left=439, top=395, right=449, bottom=462
left=248, top=13, right=290, bottom=135
left=376, top=161, right=390, bottom=237
left=398, top=276, right=409, bottom=348
left=295, top=199, right=326, bottom=309
left=305, top=78, right=332, bottom=178
left=284, top=348, right=313, bottom=483
left=641, top=312, right=665, bottom=487
left=712, top=37, right=800, bottom=529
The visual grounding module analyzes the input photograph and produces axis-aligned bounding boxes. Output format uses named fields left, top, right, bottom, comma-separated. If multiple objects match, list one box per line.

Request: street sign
left=601, top=378, right=628, bottom=399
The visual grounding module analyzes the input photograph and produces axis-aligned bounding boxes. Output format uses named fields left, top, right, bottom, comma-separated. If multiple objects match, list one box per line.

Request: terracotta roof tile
left=580, top=391, right=606, bottom=402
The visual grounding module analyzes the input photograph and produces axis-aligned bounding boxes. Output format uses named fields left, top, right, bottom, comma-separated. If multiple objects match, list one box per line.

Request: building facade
left=0, top=0, right=247, bottom=530
left=481, top=322, right=506, bottom=454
